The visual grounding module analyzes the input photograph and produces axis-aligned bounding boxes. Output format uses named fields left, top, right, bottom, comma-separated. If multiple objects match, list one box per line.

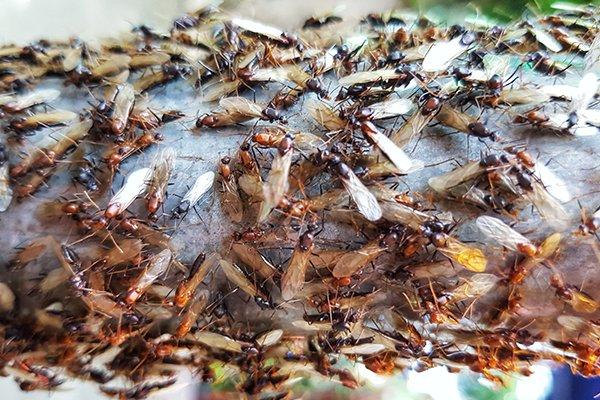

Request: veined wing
left=476, top=216, right=532, bottom=252
left=428, top=161, right=484, bottom=193
left=340, top=168, right=382, bottom=221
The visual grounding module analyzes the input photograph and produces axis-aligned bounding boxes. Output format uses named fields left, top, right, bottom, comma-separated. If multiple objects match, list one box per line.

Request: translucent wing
left=529, top=28, right=563, bottom=53
left=476, top=216, right=532, bottom=252
left=540, top=84, right=579, bottom=100
left=483, top=53, right=510, bottom=78
left=570, top=124, right=599, bottom=137
left=569, top=291, right=599, bottom=314
left=248, top=67, right=295, bottom=83
left=129, top=51, right=171, bottom=69
left=435, top=104, right=474, bottom=133
left=537, top=233, right=561, bottom=259
left=557, top=315, right=600, bottom=339
left=533, top=163, right=571, bottom=203
left=312, top=46, right=338, bottom=74
left=544, top=112, right=571, bottom=131
left=175, top=253, right=220, bottom=308
left=438, top=236, right=487, bottom=272
left=340, top=343, right=386, bottom=355
left=409, top=260, right=458, bottom=279
left=390, top=110, right=434, bottom=148
left=53, top=119, right=93, bottom=154
left=107, top=167, right=152, bottom=216
left=294, top=132, right=326, bottom=152
left=362, top=125, right=418, bottom=173
left=147, top=148, right=175, bottom=210
left=1, top=89, right=61, bottom=112
left=111, top=83, right=135, bottom=135
left=448, top=274, right=499, bottom=303
left=91, top=54, right=131, bottom=77
left=219, top=96, right=263, bottom=118
left=570, top=72, right=598, bottom=114
left=304, top=189, right=349, bottom=213
left=126, top=249, right=172, bottom=304
left=221, top=178, right=243, bottom=223
left=340, top=169, right=382, bottom=221
left=12, top=236, right=56, bottom=267
left=428, top=161, right=484, bottom=193
left=103, top=239, right=143, bottom=268
left=511, top=233, right=561, bottom=284
left=182, top=171, right=215, bottom=206
left=219, top=259, right=258, bottom=298
left=258, top=127, right=325, bottom=152
left=551, top=2, right=589, bottom=13
left=142, top=249, right=172, bottom=283
left=336, top=291, right=384, bottom=310
left=232, top=18, right=287, bottom=43
left=60, top=47, right=82, bottom=72
left=286, top=65, right=312, bottom=86
left=238, top=173, right=263, bottom=199
left=422, top=36, right=469, bottom=73
left=176, top=289, right=209, bottom=337
left=526, top=181, right=571, bottom=230
left=161, top=42, right=210, bottom=66
left=379, top=201, right=429, bottom=231
left=367, top=98, right=414, bottom=119
left=292, top=319, right=332, bottom=331
left=40, top=268, right=69, bottom=293
left=499, top=88, right=550, bottom=105
left=332, top=240, right=385, bottom=277
left=194, top=331, right=243, bottom=353
left=447, top=184, right=488, bottom=208
left=307, top=100, right=346, bottom=131
left=281, top=246, right=312, bottom=300
left=339, top=68, right=403, bottom=86
left=202, top=80, right=241, bottom=102
left=232, top=243, right=278, bottom=280
left=0, top=163, right=12, bottom=212
left=557, top=315, right=586, bottom=331
left=18, top=110, right=78, bottom=128
left=258, top=149, right=293, bottom=222
left=255, top=329, right=283, bottom=348
left=584, top=34, right=600, bottom=73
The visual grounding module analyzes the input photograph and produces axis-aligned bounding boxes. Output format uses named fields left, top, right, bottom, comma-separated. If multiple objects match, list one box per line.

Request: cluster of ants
left=0, top=2, right=599, bottom=399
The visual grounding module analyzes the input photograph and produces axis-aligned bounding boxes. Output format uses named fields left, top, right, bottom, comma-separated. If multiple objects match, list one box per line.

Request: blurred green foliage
left=459, top=373, right=517, bottom=400
left=408, top=0, right=600, bottom=22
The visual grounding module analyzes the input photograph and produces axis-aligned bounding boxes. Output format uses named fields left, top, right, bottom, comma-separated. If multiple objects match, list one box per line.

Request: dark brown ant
left=302, top=15, right=343, bottom=29
left=72, top=156, right=99, bottom=192
left=579, top=206, right=600, bottom=235
left=469, top=49, right=487, bottom=68
left=467, top=121, right=498, bottom=141
left=14, top=362, right=64, bottom=392
left=514, top=110, right=549, bottom=125
left=479, top=152, right=510, bottom=167
left=376, top=50, right=406, bottom=67
left=172, top=15, right=199, bottom=30
left=234, top=226, right=266, bottom=242
left=421, top=96, right=441, bottom=116
left=66, top=64, right=93, bottom=87
left=261, top=106, right=287, bottom=123
left=515, top=170, right=533, bottom=191
left=452, top=66, right=472, bottom=80
left=100, top=378, right=177, bottom=399
left=305, top=77, right=328, bottom=98
left=0, top=144, right=8, bottom=167
left=483, top=194, right=514, bottom=213
left=526, top=51, right=569, bottom=76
